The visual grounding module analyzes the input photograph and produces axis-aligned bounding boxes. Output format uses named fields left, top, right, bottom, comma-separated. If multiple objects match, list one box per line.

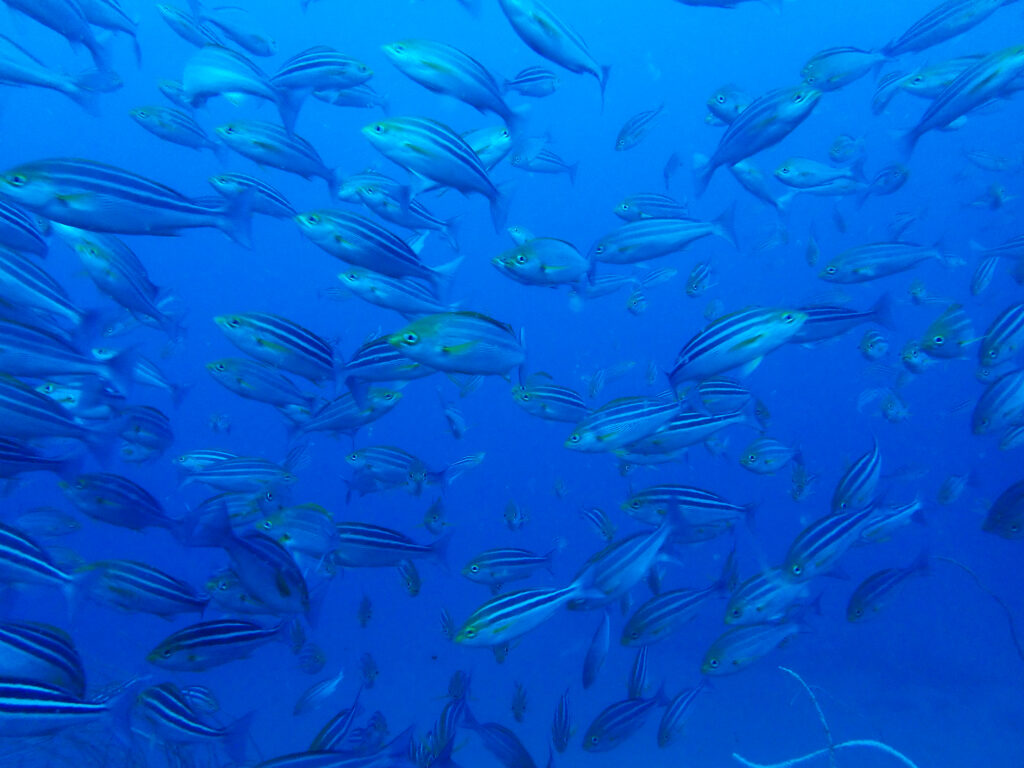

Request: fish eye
left=228, top=318, right=240, bottom=328
left=262, top=520, right=272, bottom=529
left=779, top=167, right=790, bottom=174
left=515, top=254, right=527, bottom=264
left=7, top=173, right=27, bottom=187
left=590, top=736, right=600, bottom=745
left=595, top=245, right=605, bottom=254
left=932, top=335, right=944, bottom=346
left=470, top=565, right=479, bottom=573
left=708, top=658, right=720, bottom=668
left=716, top=94, right=726, bottom=104
left=747, top=454, right=757, bottom=462
left=463, top=628, right=476, bottom=639
left=730, top=608, right=740, bottom=618
left=215, top=363, right=225, bottom=371
left=374, top=125, right=383, bottom=133
left=988, top=349, right=998, bottom=359
left=305, top=214, right=320, bottom=225
left=223, top=125, right=235, bottom=135
left=137, top=110, right=148, bottom=118
left=393, top=45, right=404, bottom=53
left=161, top=649, right=172, bottom=658
left=783, top=313, right=794, bottom=322
left=912, top=76, right=923, bottom=84
left=791, top=564, right=803, bottom=576
left=826, top=266, right=837, bottom=275
left=568, top=434, right=581, bottom=443
left=616, top=139, right=625, bottom=148
left=265, top=490, right=275, bottom=501
left=521, top=393, right=531, bottom=401
left=404, top=333, right=418, bottom=344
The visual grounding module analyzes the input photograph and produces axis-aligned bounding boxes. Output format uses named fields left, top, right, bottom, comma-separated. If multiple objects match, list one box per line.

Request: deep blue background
left=1, top=0, right=1022, bottom=765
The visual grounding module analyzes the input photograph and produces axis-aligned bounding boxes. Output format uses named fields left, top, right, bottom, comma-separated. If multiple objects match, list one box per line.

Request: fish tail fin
left=441, top=214, right=464, bottom=253
left=169, top=382, right=192, bottom=408
left=225, top=711, right=255, bottom=765
left=102, top=345, right=140, bottom=395
left=898, top=129, right=919, bottom=162
left=431, top=528, right=454, bottom=571
left=911, top=547, right=931, bottom=577
left=218, top=188, right=254, bottom=248
left=489, top=184, right=511, bottom=232
left=568, top=161, right=580, bottom=186
left=277, top=89, right=301, bottom=136
left=715, top=546, right=739, bottom=594
left=871, top=292, right=895, bottom=330
left=871, top=71, right=904, bottom=116
left=713, top=202, right=738, bottom=249
left=130, top=35, right=142, bottom=67
left=430, top=254, right=465, bottom=294
left=692, top=153, right=713, bottom=197
left=598, top=65, right=611, bottom=111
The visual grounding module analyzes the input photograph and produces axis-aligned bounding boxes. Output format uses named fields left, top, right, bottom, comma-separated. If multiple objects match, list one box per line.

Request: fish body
left=388, top=312, right=525, bottom=376
left=590, top=213, right=735, bottom=265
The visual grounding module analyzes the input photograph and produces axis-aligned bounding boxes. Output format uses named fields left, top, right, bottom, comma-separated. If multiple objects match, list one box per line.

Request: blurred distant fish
left=616, top=105, right=664, bottom=151
left=801, top=47, right=886, bottom=91
left=505, top=66, right=559, bottom=97
left=883, top=0, right=1018, bottom=57
left=0, top=35, right=120, bottom=112
left=131, top=106, right=221, bottom=154
left=615, top=192, right=689, bottom=222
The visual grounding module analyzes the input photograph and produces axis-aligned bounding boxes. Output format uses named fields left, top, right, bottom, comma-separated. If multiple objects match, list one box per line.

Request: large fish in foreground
left=497, top=0, right=609, bottom=102
left=883, top=0, right=1019, bottom=57
left=0, top=159, right=251, bottom=245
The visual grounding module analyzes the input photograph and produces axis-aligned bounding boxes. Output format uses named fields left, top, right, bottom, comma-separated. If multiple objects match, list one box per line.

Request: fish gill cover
left=0, top=0, right=1021, bottom=765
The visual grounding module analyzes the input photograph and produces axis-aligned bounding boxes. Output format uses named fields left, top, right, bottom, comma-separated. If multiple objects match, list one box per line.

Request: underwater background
left=0, top=0, right=1022, bottom=766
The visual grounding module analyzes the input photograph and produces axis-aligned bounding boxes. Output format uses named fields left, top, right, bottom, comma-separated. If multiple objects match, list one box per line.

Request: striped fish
left=580, top=506, right=616, bottom=543
left=356, top=184, right=459, bottom=250
left=901, top=43, right=1024, bottom=155
left=182, top=44, right=283, bottom=115
left=0, top=522, right=75, bottom=598
left=551, top=689, right=571, bottom=752
left=622, top=484, right=754, bottom=530
left=582, top=687, right=667, bottom=752
left=293, top=388, right=401, bottom=438
left=3, top=0, right=109, bottom=70
left=583, top=613, right=610, bottom=689
left=697, top=378, right=752, bottom=413
left=971, top=254, right=1000, bottom=297
left=0, top=158, right=251, bottom=244
left=972, top=368, right=1024, bottom=435
left=0, top=437, right=78, bottom=480
left=215, top=312, right=334, bottom=384
left=79, top=559, right=208, bottom=617
left=389, top=311, right=525, bottom=377
left=590, top=212, right=735, bottom=264
left=211, top=528, right=309, bottom=616
left=0, top=622, right=85, bottom=697
left=617, top=410, right=748, bottom=461
left=921, top=303, right=975, bottom=359
left=0, top=679, right=108, bottom=737
left=505, top=66, right=559, bottom=97
left=134, top=683, right=251, bottom=762
left=790, top=295, right=892, bottom=344
left=570, top=523, right=678, bottom=609
left=130, top=105, right=221, bottom=153
left=0, top=318, right=127, bottom=383
left=333, top=523, right=450, bottom=568
left=658, top=680, right=707, bottom=748
left=566, top=394, right=680, bottom=452
left=157, top=4, right=221, bottom=47
left=622, top=556, right=733, bottom=646
left=208, top=173, right=295, bottom=218
left=148, top=619, right=293, bottom=671
left=342, top=336, right=434, bottom=390
left=182, top=455, right=299, bottom=494
left=615, top=192, right=689, bottom=222
left=615, top=105, right=663, bottom=151
left=512, top=374, right=589, bottom=423
left=336, top=269, right=453, bottom=317
left=669, top=307, right=808, bottom=389
left=510, top=144, right=578, bottom=183
left=725, top=566, right=814, bottom=625
left=335, top=169, right=405, bottom=203
left=980, top=303, right=1024, bottom=368
left=497, top=0, right=609, bottom=102
left=61, top=473, right=178, bottom=533
left=295, top=209, right=461, bottom=290
left=207, top=357, right=314, bottom=409
left=695, top=86, right=821, bottom=195
left=309, top=685, right=363, bottom=750
left=118, top=405, right=174, bottom=454
left=462, top=125, right=514, bottom=171
left=0, top=248, right=89, bottom=327
left=883, top=0, right=1015, bottom=57
left=455, top=583, right=580, bottom=646
left=832, top=439, right=882, bottom=514
left=174, top=450, right=237, bottom=472
left=971, top=234, right=1024, bottom=261
left=462, top=547, right=555, bottom=592
left=857, top=496, right=926, bottom=545
left=271, top=45, right=372, bottom=131
left=847, top=552, right=929, bottom=622
left=627, top=646, right=648, bottom=699
left=782, top=506, right=878, bottom=580
left=702, top=621, right=802, bottom=675
left=216, top=120, right=337, bottom=188
left=383, top=39, right=515, bottom=124
left=312, top=83, right=389, bottom=111
left=0, top=200, right=47, bottom=255
left=0, top=374, right=108, bottom=448
left=362, top=116, right=507, bottom=230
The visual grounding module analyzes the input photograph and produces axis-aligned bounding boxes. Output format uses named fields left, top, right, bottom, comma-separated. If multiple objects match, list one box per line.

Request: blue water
left=1, top=0, right=1022, bottom=765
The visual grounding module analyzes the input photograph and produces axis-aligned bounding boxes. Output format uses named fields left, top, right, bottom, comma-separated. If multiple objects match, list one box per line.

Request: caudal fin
left=713, top=202, right=738, bottom=249
left=217, top=188, right=254, bottom=248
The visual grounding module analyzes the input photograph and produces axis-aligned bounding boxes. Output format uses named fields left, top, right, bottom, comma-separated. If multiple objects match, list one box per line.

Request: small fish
left=505, top=66, right=559, bottom=97
left=422, top=498, right=448, bottom=535
left=615, top=105, right=663, bottom=151
left=504, top=501, right=529, bottom=531
left=859, top=329, right=889, bottom=360
left=847, top=552, right=929, bottom=622
left=580, top=507, right=616, bottom=542
left=357, top=595, right=373, bottom=627
left=702, top=622, right=802, bottom=675
left=582, top=686, right=667, bottom=752
left=294, top=669, right=345, bottom=715
left=552, top=689, right=572, bottom=752
left=706, top=83, right=751, bottom=125
left=360, top=653, right=379, bottom=688
left=658, top=681, right=707, bottom=748
left=920, top=304, right=975, bottom=359
left=511, top=682, right=527, bottom=723
left=398, top=560, right=421, bottom=597
left=298, top=643, right=327, bottom=674
left=739, top=438, right=801, bottom=475
left=983, top=480, right=1024, bottom=539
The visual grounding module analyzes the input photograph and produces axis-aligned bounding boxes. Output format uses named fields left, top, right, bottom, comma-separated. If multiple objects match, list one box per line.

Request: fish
left=725, top=567, right=815, bottom=625
left=615, top=192, right=690, bottom=222
left=883, top=0, right=1017, bottom=57
left=831, top=439, right=882, bottom=514
left=695, top=86, right=821, bottom=194
left=78, top=559, right=208, bottom=617
left=383, top=39, right=515, bottom=125
left=131, top=106, right=221, bottom=154
left=622, top=484, right=755, bottom=530
left=582, top=686, right=668, bottom=752
left=566, top=394, right=680, bottom=452
left=980, top=304, right=1024, bottom=368
left=819, top=242, right=954, bottom=283
left=702, top=621, right=803, bottom=675
left=616, top=105, right=664, bottom=151
left=133, top=683, right=251, bottom=763
left=983, top=480, right=1024, bottom=539
left=847, top=552, right=930, bottom=621
left=216, top=121, right=339, bottom=189
left=552, top=689, right=572, bottom=751
left=455, top=583, right=580, bottom=646
left=505, top=66, right=559, bottom=97
left=181, top=45, right=288, bottom=125
left=658, top=681, right=707, bottom=748
left=0, top=34, right=119, bottom=112
left=739, top=437, right=801, bottom=475
left=148, top=619, right=295, bottom=671
left=859, top=329, right=890, bottom=360
left=801, top=46, right=886, bottom=91
left=589, top=210, right=736, bottom=264
left=362, top=116, right=508, bottom=230
left=972, top=369, right=1024, bottom=436
left=790, top=296, right=893, bottom=345
left=215, top=313, right=335, bottom=384
left=462, top=547, right=555, bottom=592
left=783, top=506, right=878, bottom=579
left=497, top=0, right=609, bottom=102
left=333, top=523, right=451, bottom=569
left=388, top=312, right=525, bottom=377
left=670, top=307, right=808, bottom=388
left=706, top=83, right=751, bottom=124
left=0, top=158, right=251, bottom=245
left=493, top=238, right=590, bottom=287
left=920, top=303, right=975, bottom=359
